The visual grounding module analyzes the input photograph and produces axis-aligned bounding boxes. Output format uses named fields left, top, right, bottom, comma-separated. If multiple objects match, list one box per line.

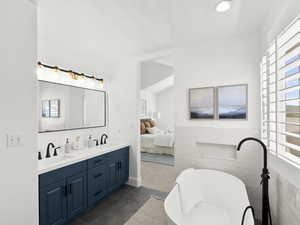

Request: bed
left=140, top=119, right=174, bottom=155
left=141, top=133, right=174, bottom=155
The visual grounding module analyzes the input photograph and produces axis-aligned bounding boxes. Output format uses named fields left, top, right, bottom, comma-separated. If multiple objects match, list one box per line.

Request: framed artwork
left=140, top=99, right=147, bottom=117
left=42, top=100, right=50, bottom=118
left=217, top=84, right=248, bottom=119
left=50, top=99, right=60, bottom=118
left=189, top=87, right=215, bottom=119
left=41, top=99, right=60, bottom=118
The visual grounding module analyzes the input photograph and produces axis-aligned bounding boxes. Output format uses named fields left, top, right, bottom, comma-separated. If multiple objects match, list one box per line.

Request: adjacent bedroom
left=140, top=58, right=175, bottom=166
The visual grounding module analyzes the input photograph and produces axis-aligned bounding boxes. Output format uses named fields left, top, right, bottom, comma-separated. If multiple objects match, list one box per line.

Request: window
left=261, top=15, right=300, bottom=167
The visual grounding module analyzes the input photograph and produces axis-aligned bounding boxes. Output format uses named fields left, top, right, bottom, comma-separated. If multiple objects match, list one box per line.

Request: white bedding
left=141, top=133, right=174, bottom=155
left=141, top=134, right=156, bottom=149
left=153, top=133, right=174, bottom=147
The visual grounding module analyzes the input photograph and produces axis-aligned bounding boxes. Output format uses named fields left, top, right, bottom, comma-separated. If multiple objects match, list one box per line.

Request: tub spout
left=237, top=137, right=272, bottom=225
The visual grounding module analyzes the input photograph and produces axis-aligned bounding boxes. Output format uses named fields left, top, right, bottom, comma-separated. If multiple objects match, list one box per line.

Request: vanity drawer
left=88, top=165, right=106, bottom=183
left=88, top=165, right=107, bottom=205
left=88, top=154, right=107, bottom=169
left=39, top=161, right=87, bottom=188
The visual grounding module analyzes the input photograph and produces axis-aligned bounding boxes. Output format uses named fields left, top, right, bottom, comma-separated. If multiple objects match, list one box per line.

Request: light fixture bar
left=37, top=61, right=104, bottom=84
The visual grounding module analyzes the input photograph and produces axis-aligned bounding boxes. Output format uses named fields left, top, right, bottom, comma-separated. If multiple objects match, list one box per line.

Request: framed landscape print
left=189, top=87, right=215, bottom=119
left=217, top=84, right=248, bottom=119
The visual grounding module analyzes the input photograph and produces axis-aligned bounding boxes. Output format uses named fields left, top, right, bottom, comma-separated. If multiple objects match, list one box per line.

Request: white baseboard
left=127, top=176, right=142, bottom=187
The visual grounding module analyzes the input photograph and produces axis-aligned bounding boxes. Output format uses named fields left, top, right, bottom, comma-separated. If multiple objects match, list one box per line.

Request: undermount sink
left=40, top=154, right=75, bottom=164
left=99, top=143, right=119, bottom=149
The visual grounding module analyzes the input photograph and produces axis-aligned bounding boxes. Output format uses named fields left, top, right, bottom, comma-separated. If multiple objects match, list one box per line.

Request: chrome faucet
left=237, top=137, right=272, bottom=225
left=100, top=133, right=108, bottom=145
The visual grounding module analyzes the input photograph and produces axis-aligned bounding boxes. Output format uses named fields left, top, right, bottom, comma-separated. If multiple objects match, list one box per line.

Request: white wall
left=174, top=33, right=263, bottom=216
left=140, top=60, right=174, bottom=120
left=37, top=1, right=141, bottom=186
left=141, top=61, right=173, bottom=89
left=0, top=1, right=38, bottom=224
left=156, top=87, right=175, bottom=131
left=109, top=59, right=141, bottom=186
left=261, top=1, right=300, bottom=224
left=140, top=89, right=156, bottom=119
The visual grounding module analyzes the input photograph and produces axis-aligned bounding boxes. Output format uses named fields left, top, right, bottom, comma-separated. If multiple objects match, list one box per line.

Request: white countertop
left=38, top=143, right=129, bottom=175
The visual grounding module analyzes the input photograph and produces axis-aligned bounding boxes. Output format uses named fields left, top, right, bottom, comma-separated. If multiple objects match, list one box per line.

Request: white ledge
left=196, top=141, right=237, bottom=149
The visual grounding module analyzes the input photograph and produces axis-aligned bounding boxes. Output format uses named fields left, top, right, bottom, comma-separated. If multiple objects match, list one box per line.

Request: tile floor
left=141, top=161, right=177, bottom=193
left=69, top=161, right=175, bottom=225
left=124, top=197, right=167, bottom=225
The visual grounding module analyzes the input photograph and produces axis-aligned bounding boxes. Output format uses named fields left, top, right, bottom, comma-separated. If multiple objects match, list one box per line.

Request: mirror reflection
left=38, top=81, right=106, bottom=132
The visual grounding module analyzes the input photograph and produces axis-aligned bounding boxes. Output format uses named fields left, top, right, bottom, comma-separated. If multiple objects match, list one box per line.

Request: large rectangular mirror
left=38, top=81, right=106, bottom=133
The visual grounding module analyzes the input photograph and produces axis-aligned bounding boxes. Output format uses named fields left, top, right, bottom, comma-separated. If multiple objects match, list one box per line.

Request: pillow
left=140, top=122, right=146, bottom=134
left=149, top=120, right=156, bottom=127
left=144, top=121, right=151, bottom=128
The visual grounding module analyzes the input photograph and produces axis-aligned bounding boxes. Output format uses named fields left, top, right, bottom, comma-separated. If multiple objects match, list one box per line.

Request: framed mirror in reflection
left=38, top=81, right=106, bottom=133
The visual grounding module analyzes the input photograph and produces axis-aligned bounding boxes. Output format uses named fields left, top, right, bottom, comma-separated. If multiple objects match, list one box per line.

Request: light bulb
left=216, top=0, right=232, bottom=12
left=99, top=80, right=104, bottom=88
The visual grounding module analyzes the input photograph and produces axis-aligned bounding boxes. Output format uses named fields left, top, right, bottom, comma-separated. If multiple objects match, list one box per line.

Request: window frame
left=261, top=15, right=300, bottom=168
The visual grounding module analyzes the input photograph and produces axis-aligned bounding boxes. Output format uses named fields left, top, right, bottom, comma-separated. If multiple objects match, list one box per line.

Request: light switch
left=6, top=134, right=23, bottom=148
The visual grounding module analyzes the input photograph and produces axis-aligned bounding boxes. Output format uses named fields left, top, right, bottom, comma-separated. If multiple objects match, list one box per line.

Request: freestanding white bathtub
left=164, top=169, right=255, bottom=225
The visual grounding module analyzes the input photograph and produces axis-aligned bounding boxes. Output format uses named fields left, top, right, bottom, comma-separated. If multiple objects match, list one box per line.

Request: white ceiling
left=171, top=0, right=274, bottom=41
left=38, top=0, right=275, bottom=69
left=153, top=55, right=173, bottom=67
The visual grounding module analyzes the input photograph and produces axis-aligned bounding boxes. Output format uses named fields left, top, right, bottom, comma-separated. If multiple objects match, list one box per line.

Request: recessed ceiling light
left=216, top=0, right=232, bottom=12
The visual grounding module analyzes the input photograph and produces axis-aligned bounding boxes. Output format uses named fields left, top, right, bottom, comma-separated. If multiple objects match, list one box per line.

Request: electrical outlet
left=6, top=134, right=23, bottom=148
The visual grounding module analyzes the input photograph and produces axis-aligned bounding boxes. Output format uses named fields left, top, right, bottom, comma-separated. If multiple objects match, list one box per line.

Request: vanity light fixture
left=99, top=79, right=104, bottom=88
left=38, top=61, right=43, bottom=68
left=53, top=67, right=60, bottom=72
left=68, top=70, right=76, bottom=79
left=215, top=0, right=232, bottom=12
left=37, top=62, right=104, bottom=87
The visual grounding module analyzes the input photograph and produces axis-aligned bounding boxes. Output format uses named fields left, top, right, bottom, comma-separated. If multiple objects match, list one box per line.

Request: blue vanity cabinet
left=39, top=180, right=67, bottom=225
left=39, top=147, right=129, bottom=225
left=39, top=161, right=87, bottom=225
left=116, top=147, right=129, bottom=186
left=107, top=152, right=119, bottom=193
left=106, top=147, right=129, bottom=193
left=67, top=172, right=87, bottom=220
left=87, top=156, right=107, bottom=207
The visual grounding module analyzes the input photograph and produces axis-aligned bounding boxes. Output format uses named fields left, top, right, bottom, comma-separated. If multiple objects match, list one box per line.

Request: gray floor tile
left=68, top=185, right=167, bottom=225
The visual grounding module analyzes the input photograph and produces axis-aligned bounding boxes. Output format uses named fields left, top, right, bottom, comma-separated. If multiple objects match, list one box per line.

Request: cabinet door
left=107, top=161, right=117, bottom=193
left=107, top=152, right=118, bottom=193
left=67, top=172, right=87, bottom=220
left=39, top=180, right=67, bottom=225
left=120, top=149, right=129, bottom=184
left=116, top=147, right=129, bottom=186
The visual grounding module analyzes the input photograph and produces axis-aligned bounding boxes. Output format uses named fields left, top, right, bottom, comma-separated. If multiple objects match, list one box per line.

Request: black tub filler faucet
left=237, top=137, right=272, bottom=225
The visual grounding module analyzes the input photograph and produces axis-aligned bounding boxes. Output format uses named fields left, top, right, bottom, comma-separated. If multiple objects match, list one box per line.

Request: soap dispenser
left=65, top=138, right=71, bottom=153
left=88, top=135, right=93, bottom=148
